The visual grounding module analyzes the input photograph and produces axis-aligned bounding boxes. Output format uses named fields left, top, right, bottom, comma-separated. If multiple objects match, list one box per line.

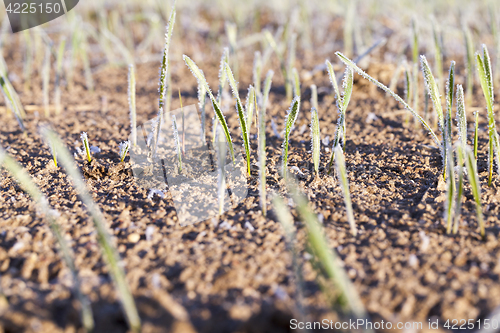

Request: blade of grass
left=246, top=85, right=256, bottom=139
left=335, top=52, right=440, bottom=146
left=292, top=67, right=300, bottom=98
left=285, top=179, right=367, bottom=320
left=259, top=71, right=273, bottom=216
left=476, top=45, right=500, bottom=186
left=0, top=146, right=94, bottom=332
left=310, top=84, right=318, bottom=111
left=253, top=51, right=262, bottom=97
left=333, top=145, right=356, bottom=236
left=328, top=68, right=354, bottom=174
left=421, top=55, right=447, bottom=178
left=464, top=146, right=485, bottom=238
left=172, top=115, right=182, bottom=173
left=152, top=2, right=176, bottom=158
left=41, top=128, right=141, bottom=332
left=128, top=64, right=137, bottom=147
left=184, top=55, right=235, bottom=162
left=282, top=96, right=301, bottom=178
left=311, top=107, right=320, bottom=175
left=453, top=144, right=464, bottom=234
left=225, top=62, right=251, bottom=175
left=445, top=143, right=455, bottom=234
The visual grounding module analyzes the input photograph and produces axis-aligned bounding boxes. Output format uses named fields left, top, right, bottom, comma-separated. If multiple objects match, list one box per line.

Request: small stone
left=128, top=233, right=140, bottom=243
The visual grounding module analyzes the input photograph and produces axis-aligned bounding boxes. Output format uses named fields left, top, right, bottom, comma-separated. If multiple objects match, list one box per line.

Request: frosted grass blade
left=282, top=96, right=301, bottom=178
left=0, top=146, right=94, bottom=332
left=328, top=67, right=353, bottom=174
left=259, top=71, right=273, bottom=215
left=453, top=144, right=464, bottom=234
left=184, top=55, right=235, bottom=162
left=325, top=60, right=340, bottom=104
left=456, top=85, right=467, bottom=157
left=464, top=146, right=485, bottom=238
left=225, top=62, right=251, bottom=175
left=445, top=144, right=455, bottom=234
left=311, top=107, right=320, bottom=174
left=213, top=48, right=229, bottom=143
left=153, top=3, right=176, bottom=158
left=41, top=128, right=141, bottom=332
left=476, top=45, right=500, bottom=185
left=253, top=51, right=262, bottom=97
left=310, top=84, right=318, bottom=111
left=172, top=115, right=182, bottom=173
left=336, top=52, right=439, bottom=146
left=245, top=86, right=256, bottom=140
left=292, top=67, right=300, bottom=98
left=128, top=64, right=137, bottom=147
left=334, top=145, right=356, bottom=236
left=285, top=180, right=367, bottom=320
left=421, top=55, right=446, bottom=177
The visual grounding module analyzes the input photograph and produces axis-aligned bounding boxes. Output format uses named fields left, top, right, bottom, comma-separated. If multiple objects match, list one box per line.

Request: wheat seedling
left=259, top=70, right=274, bottom=216
left=285, top=179, right=367, bottom=320
left=225, top=22, right=239, bottom=80
left=253, top=51, right=262, bottom=97
left=197, top=72, right=207, bottom=141
left=152, top=3, right=176, bottom=158
left=0, top=76, right=25, bottom=131
left=118, top=141, right=130, bottom=163
left=213, top=48, right=230, bottom=144
left=333, top=145, right=357, bottom=236
left=128, top=64, right=137, bottom=147
left=421, top=55, right=449, bottom=179
left=42, top=128, right=141, bottom=332
left=445, top=144, right=455, bottom=234
left=292, top=67, right=300, bottom=98
left=272, top=195, right=306, bottom=322
left=453, top=144, right=465, bottom=234
left=216, top=125, right=227, bottom=215
left=42, top=44, right=51, bottom=117
left=0, top=145, right=94, bottom=332
left=246, top=85, right=256, bottom=138
left=184, top=55, right=235, bottom=162
left=54, top=37, right=66, bottom=115
left=326, top=60, right=341, bottom=102
left=476, top=44, right=500, bottom=186
left=445, top=62, right=456, bottom=153
left=432, top=18, right=444, bottom=96
left=310, top=84, right=318, bottom=111
left=311, top=107, right=320, bottom=175
left=335, top=52, right=440, bottom=146
left=172, top=115, right=182, bottom=173
left=456, top=84, right=467, bottom=159
left=225, top=62, right=251, bottom=175
left=463, top=25, right=474, bottom=106
left=80, top=132, right=92, bottom=163
left=464, top=146, right=485, bottom=238
left=328, top=67, right=354, bottom=174
left=282, top=96, right=301, bottom=179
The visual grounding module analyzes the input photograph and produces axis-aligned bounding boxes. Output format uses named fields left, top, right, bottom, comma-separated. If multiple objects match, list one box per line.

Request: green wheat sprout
left=328, top=67, right=354, bottom=174
left=197, top=72, right=207, bottom=141
left=152, top=3, right=176, bottom=158
left=310, top=84, right=319, bottom=111
left=184, top=55, right=235, bottom=162
left=41, top=128, right=141, bottom=332
left=445, top=61, right=456, bottom=158
left=464, top=146, right=485, bottom=238
left=42, top=43, right=51, bottom=117
left=421, top=55, right=447, bottom=178
left=334, top=145, right=357, bottom=236
left=259, top=70, right=274, bottom=216
left=225, top=62, right=251, bottom=174
left=285, top=179, right=368, bottom=320
left=282, top=96, right=301, bottom=179
left=456, top=85, right=467, bottom=161
left=54, top=37, right=66, bottom=115
left=0, top=145, right=94, bottom=332
left=445, top=143, right=455, bottom=234
left=216, top=125, right=227, bottom=215
left=80, top=132, right=92, bottom=163
left=462, top=24, right=474, bottom=106
left=335, top=52, right=440, bottom=146
left=311, top=107, right=320, bottom=175
left=292, top=67, right=300, bottom=98
left=272, top=195, right=306, bottom=322
left=453, top=144, right=465, bottom=234
left=476, top=44, right=500, bottom=186
left=213, top=48, right=229, bottom=144
left=128, top=64, right=137, bottom=147
left=253, top=51, right=262, bottom=97
left=246, top=85, right=256, bottom=138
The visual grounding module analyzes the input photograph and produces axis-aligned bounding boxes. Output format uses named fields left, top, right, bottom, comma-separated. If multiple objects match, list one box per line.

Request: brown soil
left=1, top=30, right=500, bottom=333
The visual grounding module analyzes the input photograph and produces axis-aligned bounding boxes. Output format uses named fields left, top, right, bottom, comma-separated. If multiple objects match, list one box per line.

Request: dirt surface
left=2, top=25, right=500, bottom=333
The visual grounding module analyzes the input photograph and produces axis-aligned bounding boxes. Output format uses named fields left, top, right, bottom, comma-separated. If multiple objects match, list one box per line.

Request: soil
left=1, top=21, right=500, bottom=333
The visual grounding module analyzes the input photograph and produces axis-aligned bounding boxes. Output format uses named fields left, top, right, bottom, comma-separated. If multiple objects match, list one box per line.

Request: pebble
left=128, top=233, right=140, bottom=243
